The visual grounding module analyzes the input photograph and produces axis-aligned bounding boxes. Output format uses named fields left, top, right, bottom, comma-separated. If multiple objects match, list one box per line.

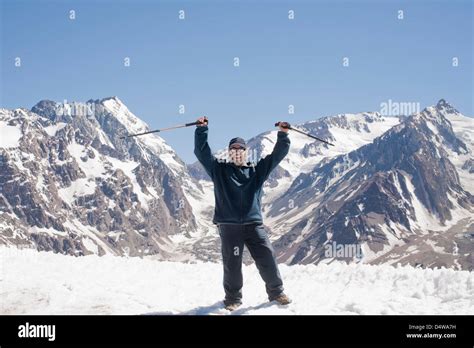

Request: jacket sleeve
left=194, top=125, right=216, bottom=179
left=256, top=131, right=290, bottom=183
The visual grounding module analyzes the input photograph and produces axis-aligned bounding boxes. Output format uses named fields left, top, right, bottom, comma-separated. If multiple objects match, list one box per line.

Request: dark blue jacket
left=194, top=126, right=290, bottom=225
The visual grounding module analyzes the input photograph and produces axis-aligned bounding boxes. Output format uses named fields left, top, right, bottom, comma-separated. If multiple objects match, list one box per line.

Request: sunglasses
left=229, top=145, right=246, bottom=150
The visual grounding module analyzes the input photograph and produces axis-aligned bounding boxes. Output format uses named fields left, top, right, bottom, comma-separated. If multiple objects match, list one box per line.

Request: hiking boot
left=224, top=300, right=242, bottom=311
left=269, top=293, right=292, bottom=305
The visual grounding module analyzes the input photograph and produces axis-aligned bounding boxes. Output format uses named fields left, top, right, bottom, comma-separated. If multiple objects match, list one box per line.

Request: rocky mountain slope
left=1, top=98, right=472, bottom=270
left=188, top=100, right=474, bottom=270
left=0, top=97, right=206, bottom=257
left=268, top=100, right=473, bottom=269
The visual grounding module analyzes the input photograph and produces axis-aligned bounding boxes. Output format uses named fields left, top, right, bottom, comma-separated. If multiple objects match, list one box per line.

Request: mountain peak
left=435, top=99, right=458, bottom=114
left=32, top=99, right=57, bottom=109
left=31, top=99, right=59, bottom=120
left=98, top=96, right=149, bottom=135
left=436, top=99, right=449, bottom=108
left=100, top=96, right=123, bottom=105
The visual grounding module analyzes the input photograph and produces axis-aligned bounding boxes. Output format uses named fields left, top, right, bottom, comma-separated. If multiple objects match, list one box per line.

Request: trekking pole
left=275, top=121, right=335, bottom=146
left=121, top=117, right=208, bottom=139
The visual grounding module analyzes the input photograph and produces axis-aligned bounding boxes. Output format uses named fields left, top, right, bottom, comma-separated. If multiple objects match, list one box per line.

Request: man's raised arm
left=194, top=116, right=215, bottom=179
left=256, top=122, right=291, bottom=183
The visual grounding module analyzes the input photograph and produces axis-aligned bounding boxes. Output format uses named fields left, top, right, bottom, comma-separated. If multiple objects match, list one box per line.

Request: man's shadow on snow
left=228, top=301, right=276, bottom=315
left=142, top=301, right=277, bottom=315
left=141, top=301, right=223, bottom=315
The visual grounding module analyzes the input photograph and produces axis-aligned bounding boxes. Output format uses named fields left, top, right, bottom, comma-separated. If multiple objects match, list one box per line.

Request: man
left=194, top=116, right=292, bottom=311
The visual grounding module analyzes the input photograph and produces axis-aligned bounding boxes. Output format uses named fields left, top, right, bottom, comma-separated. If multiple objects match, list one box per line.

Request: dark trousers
left=218, top=223, right=284, bottom=303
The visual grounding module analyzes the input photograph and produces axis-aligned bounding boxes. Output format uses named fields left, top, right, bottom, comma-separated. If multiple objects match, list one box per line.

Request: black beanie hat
left=228, top=137, right=246, bottom=149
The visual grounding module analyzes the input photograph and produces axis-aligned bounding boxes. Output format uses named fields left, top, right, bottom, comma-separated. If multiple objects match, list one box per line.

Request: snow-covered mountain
left=269, top=100, right=473, bottom=269
left=188, top=100, right=474, bottom=270
left=1, top=97, right=472, bottom=270
left=0, top=97, right=208, bottom=258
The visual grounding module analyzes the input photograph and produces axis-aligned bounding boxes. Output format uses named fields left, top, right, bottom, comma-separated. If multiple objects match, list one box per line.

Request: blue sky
left=1, top=0, right=472, bottom=163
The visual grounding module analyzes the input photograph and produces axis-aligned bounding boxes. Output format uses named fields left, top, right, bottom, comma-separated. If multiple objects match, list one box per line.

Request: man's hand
left=197, top=116, right=208, bottom=127
left=278, top=121, right=290, bottom=133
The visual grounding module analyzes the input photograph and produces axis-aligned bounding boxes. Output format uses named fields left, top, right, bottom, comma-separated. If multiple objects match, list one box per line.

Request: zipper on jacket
left=240, top=187, right=243, bottom=223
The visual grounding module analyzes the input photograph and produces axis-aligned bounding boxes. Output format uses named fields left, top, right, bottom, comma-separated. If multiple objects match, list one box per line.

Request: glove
left=197, top=116, right=208, bottom=126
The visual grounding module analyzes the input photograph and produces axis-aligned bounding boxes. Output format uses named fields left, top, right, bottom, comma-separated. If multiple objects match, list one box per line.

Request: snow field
left=1, top=247, right=472, bottom=315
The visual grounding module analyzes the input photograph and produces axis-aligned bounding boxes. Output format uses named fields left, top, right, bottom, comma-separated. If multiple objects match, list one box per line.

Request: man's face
left=228, top=145, right=247, bottom=166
